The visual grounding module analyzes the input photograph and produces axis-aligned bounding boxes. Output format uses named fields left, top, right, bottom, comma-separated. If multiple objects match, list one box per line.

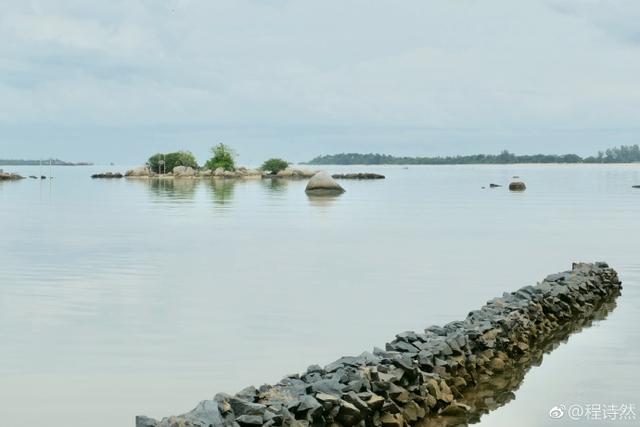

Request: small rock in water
left=633, top=185, right=640, bottom=189
left=509, top=181, right=526, bottom=191
left=489, top=183, right=501, bottom=188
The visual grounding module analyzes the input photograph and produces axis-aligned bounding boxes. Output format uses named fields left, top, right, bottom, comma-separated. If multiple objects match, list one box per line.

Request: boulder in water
left=509, top=181, right=526, bottom=191
left=305, top=171, right=345, bottom=195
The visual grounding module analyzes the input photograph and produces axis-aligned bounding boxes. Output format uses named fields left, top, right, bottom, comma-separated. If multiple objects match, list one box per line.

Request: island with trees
left=304, top=145, right=640, bottom=165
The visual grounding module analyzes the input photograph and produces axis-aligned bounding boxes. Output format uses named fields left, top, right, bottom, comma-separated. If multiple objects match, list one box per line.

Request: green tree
left=148, top=151, right=198, bottom=173
left=260, top=158, right=290, bottom=174
left=205, top=144, right=236, bottom=171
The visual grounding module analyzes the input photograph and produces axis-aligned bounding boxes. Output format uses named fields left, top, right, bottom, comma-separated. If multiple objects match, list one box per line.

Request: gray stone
left=236, top=414, right=263, bottom=425
left=125, top=166, right=152, bottom=177
left=305, top=171, right=345, bottom=194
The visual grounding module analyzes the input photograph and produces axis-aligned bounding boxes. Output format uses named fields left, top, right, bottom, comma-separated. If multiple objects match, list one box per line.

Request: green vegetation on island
left=305, top=145, right=640, bottom=165
left=205, top=144, right=237, bottom=171
left=148, top=151, right=198, bottom=174
left=260, top=158, right=290, bottom=174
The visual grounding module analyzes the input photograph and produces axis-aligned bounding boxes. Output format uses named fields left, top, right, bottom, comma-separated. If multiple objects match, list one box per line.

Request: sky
left=1, top=0, right=640, bottom=165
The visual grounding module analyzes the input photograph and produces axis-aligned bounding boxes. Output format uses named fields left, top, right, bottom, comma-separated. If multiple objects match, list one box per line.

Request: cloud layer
left=1, top=0, right=639, bottom=162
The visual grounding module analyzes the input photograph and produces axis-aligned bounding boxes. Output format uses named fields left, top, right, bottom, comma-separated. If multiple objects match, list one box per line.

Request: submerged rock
left=509, top=181, right=526, bottom=191
left=305, top=171, right=345, bottom=195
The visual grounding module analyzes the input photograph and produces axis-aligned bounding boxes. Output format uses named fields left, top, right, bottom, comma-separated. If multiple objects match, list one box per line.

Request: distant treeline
left=305, top=145, right=640, bottom=165
left=0, top=159, right=93, bottom=166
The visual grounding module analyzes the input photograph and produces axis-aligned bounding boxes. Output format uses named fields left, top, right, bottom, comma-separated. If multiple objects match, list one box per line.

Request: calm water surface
left=1, top=164, right=639, bottom=427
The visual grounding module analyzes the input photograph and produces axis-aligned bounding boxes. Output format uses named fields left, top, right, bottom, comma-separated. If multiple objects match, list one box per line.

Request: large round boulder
left=509, top=181, right=526, bottom=191
left=305, top=171, right=345, bottom=195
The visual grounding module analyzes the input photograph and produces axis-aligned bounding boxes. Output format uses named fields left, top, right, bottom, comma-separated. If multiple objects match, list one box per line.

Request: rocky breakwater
left=137, top=262, right=621, bottom=427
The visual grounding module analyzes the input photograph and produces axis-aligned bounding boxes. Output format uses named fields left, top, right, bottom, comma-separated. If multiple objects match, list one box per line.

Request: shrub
left=261, top=158, right=290, bottom=174
left=205, top=144, right=236, bottom=171
left=148, top=151, right=198, bottom=173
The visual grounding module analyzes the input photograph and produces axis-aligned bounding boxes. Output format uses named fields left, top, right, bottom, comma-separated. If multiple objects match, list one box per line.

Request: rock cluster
left=0, top=171, right=24, bottom=180
left=332, top=173, right=385, bottom=180
left=91, top=172, right=123, bottom=179
left=276, top=168, right=317, bottom=178
left=137, top=262, right=621, bottom=427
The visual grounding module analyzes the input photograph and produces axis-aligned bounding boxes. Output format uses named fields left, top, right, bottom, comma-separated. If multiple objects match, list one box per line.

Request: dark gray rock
left=509, top=181, right=526, bottom=191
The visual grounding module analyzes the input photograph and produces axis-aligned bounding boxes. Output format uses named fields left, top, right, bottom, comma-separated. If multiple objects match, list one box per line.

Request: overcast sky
left=1, top=0, right=639, bottom=164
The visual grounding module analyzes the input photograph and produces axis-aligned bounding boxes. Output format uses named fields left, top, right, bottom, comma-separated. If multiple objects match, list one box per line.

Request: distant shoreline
left=304, top=145, right=640, bottom=165
left=0, top=159, right=93, bottom=166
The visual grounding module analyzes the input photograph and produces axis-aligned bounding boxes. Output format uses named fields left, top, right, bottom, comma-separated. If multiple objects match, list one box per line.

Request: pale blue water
left=1, top=164, right=639, bottom=426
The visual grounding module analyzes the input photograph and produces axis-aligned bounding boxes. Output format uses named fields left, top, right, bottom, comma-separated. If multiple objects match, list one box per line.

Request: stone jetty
left=137, top=262, right=621, bottom=427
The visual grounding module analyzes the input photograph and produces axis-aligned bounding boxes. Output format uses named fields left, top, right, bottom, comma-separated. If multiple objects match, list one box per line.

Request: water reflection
left=417, top=292, right=621, bottom=427
left=144, top=178, right=198, bottom=201
left=206, top=178, right=237, bottom=205
left=306, top=193, right=342, bottom=207
left=261, top=177, right=288, bottom=193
